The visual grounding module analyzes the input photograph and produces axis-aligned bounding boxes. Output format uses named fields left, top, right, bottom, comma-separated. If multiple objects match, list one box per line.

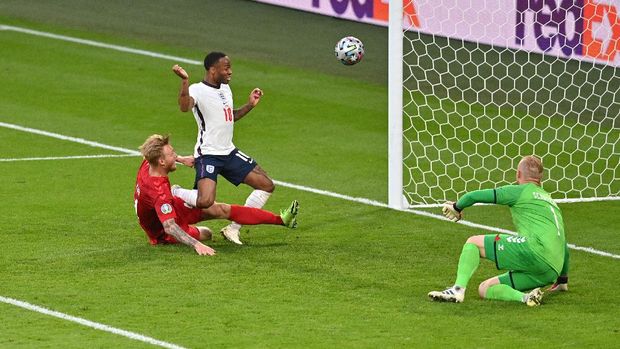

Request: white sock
left=228, top=190, right=272, bottom=231
left=245, top=189, right=272, bottom=208
left=173, top=187, right=198, bottom=207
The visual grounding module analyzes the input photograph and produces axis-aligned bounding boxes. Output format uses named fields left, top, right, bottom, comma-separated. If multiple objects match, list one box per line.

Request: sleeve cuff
left=453, top=202, right=462, bottom=212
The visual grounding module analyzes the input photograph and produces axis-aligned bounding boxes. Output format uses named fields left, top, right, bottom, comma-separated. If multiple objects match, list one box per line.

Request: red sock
left=229, top=205, right=283, bottom=225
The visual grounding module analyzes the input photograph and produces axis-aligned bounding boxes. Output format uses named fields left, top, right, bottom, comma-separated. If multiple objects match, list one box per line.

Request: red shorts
left=156, top=198, right=204, bottom=244
left=173, top=197, right=203, bottom=226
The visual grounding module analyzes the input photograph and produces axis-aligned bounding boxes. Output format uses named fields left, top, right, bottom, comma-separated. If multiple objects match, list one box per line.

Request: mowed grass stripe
left=0, top=22, right=389, bottom=202
left=2, top=118, right=618, bottom=259
left=0, top=22, right=617, bottom=259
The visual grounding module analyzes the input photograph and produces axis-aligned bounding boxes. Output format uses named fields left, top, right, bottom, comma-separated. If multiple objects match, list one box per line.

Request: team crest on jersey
left=160, top=203, right=173, bottom=215
left=218, top=91, right=228, bottom=104
left=218, top=92, right=231, bottom=108
left=206, top=165, right=215, bottom=173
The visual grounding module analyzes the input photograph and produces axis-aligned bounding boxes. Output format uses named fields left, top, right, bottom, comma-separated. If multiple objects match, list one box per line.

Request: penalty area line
left=0, top=24, right=202, bottom=66
left=0, top=154, right=140, bottom=162
left=0, top=296, right=187, bottom=349
left=0, top=121, right=140, bottom=155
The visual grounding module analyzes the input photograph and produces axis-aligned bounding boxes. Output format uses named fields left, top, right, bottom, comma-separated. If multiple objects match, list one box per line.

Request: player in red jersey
left=134, top=134, right=299, bottom=256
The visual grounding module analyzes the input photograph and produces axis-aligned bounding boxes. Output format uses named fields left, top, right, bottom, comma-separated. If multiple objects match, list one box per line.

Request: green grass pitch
left=0, top=0, right=618, bottom=348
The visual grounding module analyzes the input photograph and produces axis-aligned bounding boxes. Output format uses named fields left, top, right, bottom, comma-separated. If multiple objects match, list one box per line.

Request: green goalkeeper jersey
left=456, top=183, right=566, bottom=274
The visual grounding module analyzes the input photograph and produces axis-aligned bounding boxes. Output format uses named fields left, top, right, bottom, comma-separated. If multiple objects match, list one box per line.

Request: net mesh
left=401, top=0, right=620, bottom=206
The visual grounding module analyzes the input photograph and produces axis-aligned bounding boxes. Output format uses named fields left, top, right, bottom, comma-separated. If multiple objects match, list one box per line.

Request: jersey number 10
left=224, top=107, right=233, bottom=122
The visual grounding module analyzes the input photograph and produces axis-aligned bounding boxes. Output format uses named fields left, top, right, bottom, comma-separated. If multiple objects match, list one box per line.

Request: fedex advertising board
left=515, top=0, right=620, bottom=65
left=252, top=0, right=419, bottom=27
left=253, top=0, right=620, bottom=67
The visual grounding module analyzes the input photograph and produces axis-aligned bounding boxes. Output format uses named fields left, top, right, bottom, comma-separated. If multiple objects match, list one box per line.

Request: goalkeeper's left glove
left=442, top=201, right=462, bottom=222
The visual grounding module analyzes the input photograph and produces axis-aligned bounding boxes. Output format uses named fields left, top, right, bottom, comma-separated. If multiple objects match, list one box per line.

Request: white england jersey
left=188, top=82, right=235, bottom=157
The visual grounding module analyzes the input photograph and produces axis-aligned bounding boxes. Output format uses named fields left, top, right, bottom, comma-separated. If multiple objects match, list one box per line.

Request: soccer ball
left=334, top=36, right=364, bottom=65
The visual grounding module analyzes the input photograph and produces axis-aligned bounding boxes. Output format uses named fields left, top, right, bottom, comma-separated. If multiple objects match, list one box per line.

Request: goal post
left=389, top=0, right=620, bottom=208
left=388, top=0, right=404, bottom=209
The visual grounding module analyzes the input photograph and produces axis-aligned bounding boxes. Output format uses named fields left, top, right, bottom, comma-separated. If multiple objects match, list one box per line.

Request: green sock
left=485, top=284, right=524, bottom=302
left=454, top=243, right=480, bottom=288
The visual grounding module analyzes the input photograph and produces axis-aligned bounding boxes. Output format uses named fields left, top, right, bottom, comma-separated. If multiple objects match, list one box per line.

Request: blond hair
left=519, top=155, right=544, bottom=182
left=139, top=134, right=170, bottom=165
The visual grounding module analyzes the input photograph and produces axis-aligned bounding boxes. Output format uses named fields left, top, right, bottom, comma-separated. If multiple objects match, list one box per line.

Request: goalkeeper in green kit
left=428, top=156, right=570, bottom=306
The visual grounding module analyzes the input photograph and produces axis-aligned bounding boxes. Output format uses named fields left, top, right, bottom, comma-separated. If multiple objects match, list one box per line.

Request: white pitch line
left=0, top=121, right=140, bottom=155
left=1, top=25, right=201, bottom=66
left=0, top=296, right=187, bottom=349
left=273, top=180, right=620, bottom=260
left=411, top=196, right=620, bottom=208
left=0, top=154, right=139, bottom=162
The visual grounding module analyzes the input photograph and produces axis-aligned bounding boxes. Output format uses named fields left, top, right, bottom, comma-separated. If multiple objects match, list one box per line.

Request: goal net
left=390, top=0, right=620, bottom=207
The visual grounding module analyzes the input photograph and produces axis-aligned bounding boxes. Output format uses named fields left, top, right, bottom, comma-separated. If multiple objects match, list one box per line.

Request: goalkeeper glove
left=442, top=201, right=462, bottom=222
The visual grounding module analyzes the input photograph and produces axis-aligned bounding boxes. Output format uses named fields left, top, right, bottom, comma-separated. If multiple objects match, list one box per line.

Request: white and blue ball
left=334, top=36, right=364, bottom=65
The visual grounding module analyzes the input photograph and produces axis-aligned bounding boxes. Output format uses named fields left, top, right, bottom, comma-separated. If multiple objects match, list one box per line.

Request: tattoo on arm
left=163, top=219, right=199, bottom=247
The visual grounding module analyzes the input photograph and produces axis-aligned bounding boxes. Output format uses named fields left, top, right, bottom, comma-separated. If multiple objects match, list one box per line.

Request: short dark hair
left=204, top=51, right=227, bottom=70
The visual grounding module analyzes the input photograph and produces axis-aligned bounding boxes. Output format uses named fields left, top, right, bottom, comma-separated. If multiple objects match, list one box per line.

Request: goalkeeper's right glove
left=442, top=201, right=462, bottom=222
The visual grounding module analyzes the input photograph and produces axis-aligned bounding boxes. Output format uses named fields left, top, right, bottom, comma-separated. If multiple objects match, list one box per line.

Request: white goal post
left=389, top=0, right=620, bottom=208
left=388, top=0, right=404, bottom=209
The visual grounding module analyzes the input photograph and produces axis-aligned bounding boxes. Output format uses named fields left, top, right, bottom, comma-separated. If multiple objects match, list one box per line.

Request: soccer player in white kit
left=171, top=52, right=296, bottom=245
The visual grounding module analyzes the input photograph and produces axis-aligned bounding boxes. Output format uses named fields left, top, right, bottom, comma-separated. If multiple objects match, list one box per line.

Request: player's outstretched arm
left=172, top=64, right=195, bottom=112
left=176, top=155, right=195, bottom=167
left=442, top=189, right=497, bottom=222
left=233, top=88, right=263, bottom=121
left=162, top=219, right=216, bottom=256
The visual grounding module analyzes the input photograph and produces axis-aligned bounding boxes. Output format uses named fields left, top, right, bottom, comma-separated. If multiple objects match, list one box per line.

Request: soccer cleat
left=220, top=225, right=243, bottom=245
left=428, top=286, right=465, bottom=303
left=524, top=287, right=544, bottom=306
left=280, top=200, right=299, bottom=228
left=548, top=282, right=568, bottom=292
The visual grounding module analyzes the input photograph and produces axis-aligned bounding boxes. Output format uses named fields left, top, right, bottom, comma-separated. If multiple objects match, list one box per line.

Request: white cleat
left=220, top=225, right=243, bottom=245
left=428, top=286, right=465, bottom=303
left=524, top=287, right=544, bottom=307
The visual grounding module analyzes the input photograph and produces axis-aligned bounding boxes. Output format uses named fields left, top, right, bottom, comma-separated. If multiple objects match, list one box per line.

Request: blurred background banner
left=254, top=0, right=620, bottom=67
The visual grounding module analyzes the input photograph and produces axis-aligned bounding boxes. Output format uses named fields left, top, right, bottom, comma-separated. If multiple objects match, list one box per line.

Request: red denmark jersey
left=134, top=160, right=178, bottom=244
